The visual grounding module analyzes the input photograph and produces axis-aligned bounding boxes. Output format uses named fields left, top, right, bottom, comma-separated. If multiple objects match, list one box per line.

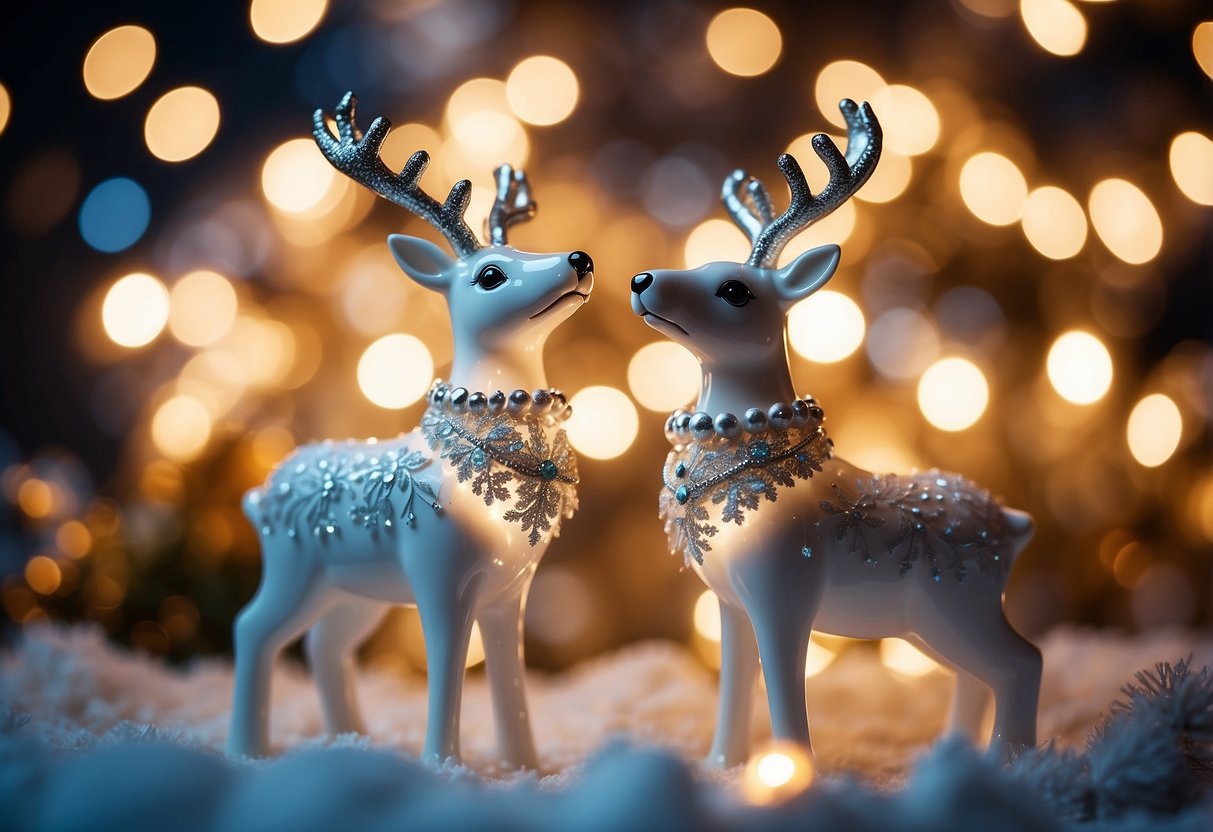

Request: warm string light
left=787, top=291, right=866, bottom=364
left=82, top=25, right=156, bottom=100
left=1047, top=331, right=1113, bottom=405
left=356, top=334, right=433, bottom=410
left=1020, top=0, right=1088, bottom=57
left=249, top=0, right=327, bottom=44
left=917, top=357, right=989, bottom=431
left=705, top=8, right=782, bottom=77
left=144, top=86, right=221, bottom=163
left=741, top=741, right=815, bottom=804
left=564, top=387, right=639, bottom=460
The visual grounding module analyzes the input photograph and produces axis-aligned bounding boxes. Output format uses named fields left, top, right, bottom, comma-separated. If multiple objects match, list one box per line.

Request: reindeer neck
left=696, top=351, right=798, bottom=416
left=446, top=337, right=549, bottom=395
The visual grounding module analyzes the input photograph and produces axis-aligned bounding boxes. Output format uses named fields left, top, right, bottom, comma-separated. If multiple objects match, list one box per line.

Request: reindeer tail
left=1000, top=507, right=1035, bottom=566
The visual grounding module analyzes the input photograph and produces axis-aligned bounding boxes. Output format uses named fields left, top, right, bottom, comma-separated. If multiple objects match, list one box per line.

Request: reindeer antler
left=312, top=91, right=482, bottom=257
left=724, top=99, right=882, bottom=269
left=487, top=163, right=536, bottom=246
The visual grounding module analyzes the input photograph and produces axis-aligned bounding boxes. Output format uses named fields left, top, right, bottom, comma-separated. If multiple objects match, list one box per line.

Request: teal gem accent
left=802, top=546, right=812, bottom=558
left=539, top=459, right=559, bottom=481
left=674, top=462, right=687, bottom=477
left=675, top=485, right=690, bottom=504
left=748, top=440, right=770, bottom=461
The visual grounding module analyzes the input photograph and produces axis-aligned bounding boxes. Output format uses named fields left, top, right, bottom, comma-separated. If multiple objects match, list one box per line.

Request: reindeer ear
left=771, top=244, right=841, bottom=305
left=387, top=234, right=455, bottom=291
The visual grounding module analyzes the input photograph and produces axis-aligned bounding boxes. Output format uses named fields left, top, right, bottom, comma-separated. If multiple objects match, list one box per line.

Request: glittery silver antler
left=727, top=99, right=882, bottom=269
left=487, top=164, right=537, bottom=246
left=312, top=91, right=482, bottom=256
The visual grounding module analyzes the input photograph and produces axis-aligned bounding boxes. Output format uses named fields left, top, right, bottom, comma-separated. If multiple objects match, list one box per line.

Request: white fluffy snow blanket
left=2, top=624, right=1211, bottom=831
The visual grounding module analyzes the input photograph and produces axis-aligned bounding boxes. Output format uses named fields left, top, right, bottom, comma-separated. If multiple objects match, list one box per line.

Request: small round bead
left=449, top=387, right=469, bottom=412
left=714, top=412, right=741, bottom=439
left=768, top=402, right=794, bottom=429
left=488, top=390, right=506, bottom=412
left=531, top=389, right=552, bottom=412
left=467, top=392, right=488, bottom=413
left=674, top=412, right=692, bottom=434
left=432, top=386, right=447, bottom=404
left=790, top=400, right=811, bottom=426
left=690, top=412, right=715, bottom=440
left=507, top=389, right=531, bottom=414
left=743, top=407, right=768, bottom=433
left=664, top=416, right=679, bottom=444
left=807, top=404, right=824, bottom=422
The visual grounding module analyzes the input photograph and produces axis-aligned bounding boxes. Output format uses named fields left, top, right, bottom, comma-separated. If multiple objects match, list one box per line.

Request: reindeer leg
left=706, top=597, right=760, bottom=769
left=228, top=558, right=328, bottom=758
left=305, top=598, right=390, bottom=737
left=906, top=633, right=990, bottom=744
left=477, top=588, right=539, bottom=770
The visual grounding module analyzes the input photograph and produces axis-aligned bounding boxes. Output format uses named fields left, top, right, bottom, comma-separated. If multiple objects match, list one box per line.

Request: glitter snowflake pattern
left=421, top=406, right=578, bottom=545
left=659, top=425, right=833, bottom=566
left=816, top=470, right=1012, bottom=582
left=250, top=441, right=441, bottom=542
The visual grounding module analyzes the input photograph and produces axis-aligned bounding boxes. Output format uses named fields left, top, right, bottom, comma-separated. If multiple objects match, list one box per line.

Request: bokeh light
left=249, top=0, right=327, bottom=44
left=705, top=8, right=782, bottom=77
left=692, top=590, right=721, bottom=641
left=627, top=342, right=701, bottom=412
left=82, top=25, right=156, bottom=100
left=1194, top=21, right=1213, bottom=80
left=742, top=742, right=814, bottom=804
left=144, top=86, right=220, bottom=162
left=78, top=177, right=150, bottom=253
left=565, top=386, right=639, bottom=460
left=168, top=270, right=239, bottom=347
left=870, top=85, right=940, bottom=156
left=1046, top=330, right=1113, bottom=404
left=1169, top=132, right=1213, bottom=206
left=0, top=81, right=11, bottom=136
left=102, top=273, right=170, bottom=348
left=1020, top=0, right=1087, bottom=56
left=1088, top=179, right=1162, bottom=265
left=683, top=218, right=748, bottom=267
left=261, top=138, right=338, bottom=213
left=787, top=291, right=866, bottom=363
left=879, top=638, right=940, bottom=676
left=25, top=555, right=62, bottom=595
left=151, top=394, right=213, bottom=462
left=866, top=308, right=940, bottom=380
left=506, top=56, right=579, bottom=126
left=959, top=152, right=1028, bottom=226
left=815, top=60, right=886, bottom=128
left=917, top=357, right=989, bottom=431
left=1126, top=394, right=1182, bottom=468
left=854, top=149, right=912, bottom=203
left=444, top=78, right=529, bottom=172
left=1021, top=185, right=1087, bottom=259
left=356, top=334, right=433, bottom=410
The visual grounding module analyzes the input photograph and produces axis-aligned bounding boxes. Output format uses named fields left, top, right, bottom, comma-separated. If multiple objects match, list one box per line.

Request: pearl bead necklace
left=427, top=380, right=572, bottom=421
left=665, top=397, right=824, bottom=444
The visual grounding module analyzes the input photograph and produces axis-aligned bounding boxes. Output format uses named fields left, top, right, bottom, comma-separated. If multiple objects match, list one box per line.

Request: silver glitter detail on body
left=659, top=424, right=834, bottom=566
left=421, top=404, right=578, bottom=545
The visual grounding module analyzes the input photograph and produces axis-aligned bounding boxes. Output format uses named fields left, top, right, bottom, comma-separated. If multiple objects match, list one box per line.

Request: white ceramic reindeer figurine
left=631, top=99, right=1040, bottom=768
left=228, top=92, right=593, bottom=767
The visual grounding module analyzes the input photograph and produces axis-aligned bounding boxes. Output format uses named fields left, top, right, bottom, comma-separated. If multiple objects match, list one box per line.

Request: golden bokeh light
left=151, top=394, right=213, bottom=462
left=742, top=741, right=815, bottom=804
left=506, top=56, right=579, bottom=126
left=56, top=520, right=93, bottom=559
left=1021, top=185, right=1087, bottom=259
left=144, top=86, right=220, bottom=162
left=465, top=622, right=486, bottom=669
left=1046, top=330, right=1113, bottom=405
left=25, top=555, right=62, bottom=595
left=565, top=386, right=639, bottom=460
left=787, top=290, right=865, bottom=364
left=1169, top=131, right=1213, bottom=206
left=683, top=218, right=749, bottom=267
left=1088, top=178, right=1163, bottom=265
left=705, top=8, right=782, bottom=77
left=1020, top=0, right=1087, bottom=57
left=0, top=81, right=10, bottom=136
left=804, top=640, right=836, bottom=678
left=1126, top=393, right=1182, bottom=468
left=102, top=273, right=170, bottom=348
left=870, top=84, right=940, bottom=156
left=17, top=479, right=54, bottom=519
left=959, top=152, right=1028, bottom=226
left=779, top=201, right=857, bottom=259
left=356, top=334, right=433, bottom=410
left=693, top=590, right=721, bottom=641
left=1189, top=474, right=1213, bottom=543
left=957, top=0, right=1018, bottom=17
left=261, top=138, right=338, bottom=212
left=379, top=122, right=443, bottom=171
left=815, top=60, right=886, bottom=128
left=855, top=148, right=912, bottom=203
left=627, top=342, right=701, bottom=412
left=168, top=270, right=239, bottom=347
left=249, top=0, right=327, bottom=45
left=880, top=638, right=940, bottom=677
left=445, top=78, right=530, bottom=170
left=221, top=317, right=296, bottom=389
left=82, top=25, right=156, bottom=100
left=1194, top=22, right=1213, bottom=81
left=917, top=357, right=989, bottom=431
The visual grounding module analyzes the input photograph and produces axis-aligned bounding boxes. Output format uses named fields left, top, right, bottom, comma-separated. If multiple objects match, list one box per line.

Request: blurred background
left=0, top=0, right=1209, bottom=677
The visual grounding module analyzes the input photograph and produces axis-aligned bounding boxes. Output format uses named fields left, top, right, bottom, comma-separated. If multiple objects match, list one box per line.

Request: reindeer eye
left=716, top=280, right=755, bottom=307
left=475, top=264, right=508, bottom=290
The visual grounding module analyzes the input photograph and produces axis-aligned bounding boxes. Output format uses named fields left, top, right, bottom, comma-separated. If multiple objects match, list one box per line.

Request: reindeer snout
left=631, top=272, right=653, bottom=294
left=568, top=251, right=594, bottom=279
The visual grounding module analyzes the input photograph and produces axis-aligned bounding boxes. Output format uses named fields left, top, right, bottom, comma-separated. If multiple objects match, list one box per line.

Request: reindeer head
left=314, top=92, right=593, bottom=352
left=631, top=100, right=879, bottom=365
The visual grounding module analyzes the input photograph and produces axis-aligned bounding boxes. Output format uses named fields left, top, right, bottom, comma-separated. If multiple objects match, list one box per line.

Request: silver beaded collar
left=421, top=380, right=579, bottom=545
left=660, top=398, right=833, bottom=566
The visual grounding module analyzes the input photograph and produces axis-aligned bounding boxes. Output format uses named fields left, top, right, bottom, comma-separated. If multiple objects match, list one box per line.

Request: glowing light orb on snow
left=742, top=741, right=815, bottom=804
